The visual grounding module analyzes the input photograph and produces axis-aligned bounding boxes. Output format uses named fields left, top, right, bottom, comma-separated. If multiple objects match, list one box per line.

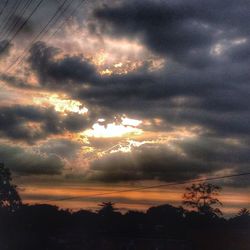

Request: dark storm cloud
left=0, top=143, right=64, bottom=175
left=28, top=42, right=98, bottom=86
left=86, top=138, right=250, bottom=187
left=0, top=105, right=91, bottom=143
left=28, top=41, right=156, bottom=89
left=178, top=137, right=250, bottom=165
left=86, top=143, right=213, bottom=183
left=225, top=42, right=250, bottom=62
left=38, top=139, right=82, bottom=160
left=2, top=0, right=250, bottom=183
left=94, top=0, right=213, bottom=67
left=0, top=40, right=12, bottom=57
left=177, top=137, right=250, bottom=187
left=25, top=38, right=250, bottom=140
left=76, top=66, right=250, bottom=138
left=87, top=0, right=250, bottom=138
left=94, top=0, right=250, bottom=67
left=0, top=74, right=38, bottom=89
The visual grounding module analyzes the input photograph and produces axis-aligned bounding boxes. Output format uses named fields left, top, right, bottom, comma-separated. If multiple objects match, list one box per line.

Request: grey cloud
left=0, top=40, right=12, bottom=57
left=93, top=0, right=250, bottom=67
left=225, top=42, right=250, bottom=62
left=0, top=143, right=64, bottom=175
left=93, top=1, right=214, bottom=67
left=0, top=74, right=39, bottom=89
left=85, top=138, right=250, bottom=187
left=179, top=137, right=250, bottom=165
left=25, top=40, right=250, bottom=140
left=39, top=139, right=82, bottom=160
left=2, top=0, right=250, bottom=185
left=178, top=137, right=250, bottom=187
left=0, top=105, right=91, bottom=143
left=86, top=143, right=213, bottom=183
left=28, top=42, right=98, bottom=86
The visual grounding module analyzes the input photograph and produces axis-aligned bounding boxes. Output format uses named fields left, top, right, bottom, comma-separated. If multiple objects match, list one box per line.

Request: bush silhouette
left=0, top=163, right=22, bottom=212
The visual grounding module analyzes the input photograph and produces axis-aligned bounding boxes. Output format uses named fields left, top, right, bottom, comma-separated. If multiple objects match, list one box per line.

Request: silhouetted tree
left=183, top=182, right=222, bottom=216
left=97, top=201, right=118, bottom=216
left=0, top=200, right=249, bottom=250
left=237, top=208, right=250, bottom=217
left=97, top=202, right=122, bottom=234
left=229, top=207, right=250, bottom=229
left=0, top=163, right=22, bottom=211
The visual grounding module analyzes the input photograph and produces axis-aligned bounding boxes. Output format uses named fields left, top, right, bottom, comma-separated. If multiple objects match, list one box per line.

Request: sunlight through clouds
left=83, top=120, right=143, bottom=138
left=33, top=94, right=88, bottom=115
left=82, top=116, right=142, bottom=138
left=0, top=0, right=249, bottom=216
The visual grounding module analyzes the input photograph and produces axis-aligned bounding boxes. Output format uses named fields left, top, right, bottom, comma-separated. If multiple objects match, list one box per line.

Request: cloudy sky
left=0, top=0, right=249, bottom=214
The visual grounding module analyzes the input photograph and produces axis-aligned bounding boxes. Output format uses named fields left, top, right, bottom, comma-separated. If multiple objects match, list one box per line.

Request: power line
left=0, top=0, right=23, bottom=39
left=43, top=172, right=250, bottom=202
left=55, top=0, right=72, bottom=16
left=6, top=0, right=75, bottom=73
left=4, top=0, right=45, bottom=47
left=27, top=0, right=71, bottom=41
left=0, top=0, right=21, bottom=36
left=2, top=0, right=33, bottom=41
left=8, top=0, right=45, bottom=42
left=7, top=0, right=87, bottom=73
left=0, top=0, right=9, bottom=19
left=46, top=0, right=86, bottom=43
left=2, top=0, right=86, bottom=71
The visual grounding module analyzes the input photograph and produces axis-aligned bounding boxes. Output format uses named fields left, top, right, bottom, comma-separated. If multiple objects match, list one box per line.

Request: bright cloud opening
left=84, top=117, right=143, bottom=138
left=33, top=95, right=88, bottom=115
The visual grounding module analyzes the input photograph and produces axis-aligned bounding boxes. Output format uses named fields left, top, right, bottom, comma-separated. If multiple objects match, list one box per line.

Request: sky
left=0, top=0, right=249, bottom=215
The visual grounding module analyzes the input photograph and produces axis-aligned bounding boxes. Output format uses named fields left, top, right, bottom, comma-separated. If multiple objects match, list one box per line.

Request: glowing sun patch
left=84, top=117, right=143, bottom=138
left=33, top=95, right=88, bottom=115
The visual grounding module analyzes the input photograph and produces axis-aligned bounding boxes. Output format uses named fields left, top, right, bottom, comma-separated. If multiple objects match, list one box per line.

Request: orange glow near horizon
left=19, top=183, right=250, bottom=215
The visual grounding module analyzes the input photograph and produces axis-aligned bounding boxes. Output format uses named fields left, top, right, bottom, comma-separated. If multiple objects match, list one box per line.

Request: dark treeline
left=0, top=202, right=249, bottom=250
left=0, top=163, right=250, bottom=250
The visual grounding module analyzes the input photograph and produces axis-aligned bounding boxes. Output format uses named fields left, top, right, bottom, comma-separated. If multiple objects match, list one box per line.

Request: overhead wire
left=6, top=0, right=79, bottom=73
left=42, top=172, right=250, bottom=202
left=6, top=0, right=87, bottom=73
left=0, top=2, right=248, bottom=209
left=45, top=0, right=86, bottom=43
left=0, top=0, right=45, bottom=54
left=2, top=0, right=33, bottom=41
left=5, top=0, right=86, bottom=73
left=0, top=0, right=23, bottom=39
left=0, top=0, right=9, bottom=19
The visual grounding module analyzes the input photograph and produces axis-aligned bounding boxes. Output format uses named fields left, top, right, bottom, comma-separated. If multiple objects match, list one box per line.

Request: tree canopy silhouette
left=0, top=163, right=22, bottom=211
left=237, top=208, right=250, bottom=217
left=182, top=182, right=222, bottom=216
left=97, top=201, right=118, bottom=216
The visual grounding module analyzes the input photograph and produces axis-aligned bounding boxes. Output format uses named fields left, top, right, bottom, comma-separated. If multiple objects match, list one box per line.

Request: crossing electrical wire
left=6, top=0, right=76, bottom=73
left=3, top=0, right=86, bottom=72
left=2, top=0, right=45, bottom=49
left=42, top=172, right=250, bottom=202
left=46, top=0, right=86, bottom=43
left=0, top=2, right=249, bottom=209
left=6, top=0, right=87, bottom=73
left=0, top=0, right=9, bottom=18
left=0, top=0, right=9, bottom=19
left=0, top=0, right=20, bottom=35
left=23, top=0, right=71, bottom=42
left=2, top=0, right=33, bottom=40
left=0, top=0, right=23, bottom=39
